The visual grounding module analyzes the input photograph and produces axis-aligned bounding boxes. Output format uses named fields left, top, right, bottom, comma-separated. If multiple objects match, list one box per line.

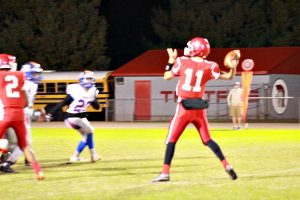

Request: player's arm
left=91, top=100, right=100, bottom=110
left=47, top=95, right=73, bottom=116
left=164, top=48, right=177, bottom=80
left=22, top=90, right=29, bottom=108
left=219, top=67, right=236, bottom=80
left=90, top=88, right=100, bottom=110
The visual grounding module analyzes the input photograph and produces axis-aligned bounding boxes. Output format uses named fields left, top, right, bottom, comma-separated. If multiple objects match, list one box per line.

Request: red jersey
left=0, top=71, right=26, bottom=108
left=171, top=56, right=220, bottom=99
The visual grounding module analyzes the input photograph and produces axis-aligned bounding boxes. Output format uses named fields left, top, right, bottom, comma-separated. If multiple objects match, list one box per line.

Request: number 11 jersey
left=171, top=56, right=220, bottom=100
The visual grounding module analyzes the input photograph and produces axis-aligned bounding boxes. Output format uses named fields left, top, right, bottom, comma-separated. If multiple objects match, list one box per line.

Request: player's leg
left=65, top=118, right=88, bottom=161
left=0, top=128, right=17, bottom=164
left=24, top=109, right=33, bottom=165
left=6, top=128, right=18, bottom=153
left=1, top=129, right=22, bottom=173
left=22, top=147, right=44, bottom=180
left=12, top=121, right=44, bottom=180
left=6, top=114, right=32, bottom=166
left=153, top=104, right=189, bottom=182
left=195, top=110, right=237, bottom=180
left=65, top=117, right=100, bottom=162
left=80, top=118, right=100, bottom=162
left=0, top=123, right=16, bottom=172
left=3, top=111, right=34, bottom=169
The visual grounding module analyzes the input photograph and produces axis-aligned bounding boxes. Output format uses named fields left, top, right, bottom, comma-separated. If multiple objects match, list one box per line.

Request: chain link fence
left=104, top=97, right=300, bottom=123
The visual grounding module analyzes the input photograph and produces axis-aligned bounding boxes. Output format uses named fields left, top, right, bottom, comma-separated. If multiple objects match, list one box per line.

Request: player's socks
left=76, top=140, right=87, bottom=154
left=221, top=159, right=229, bottom=169
left=206, top=139, right=225, bottom=161
left=86, top=133, right=94, bottom=149
left=162, top=164, right=170, bottom=174
left=90, top=148, right=96, bottom=155
left=32, top=161, right=44, bottom=180
left=162, top=142, right=175, bottom=174
left=31, top=161, right=41, bottom=174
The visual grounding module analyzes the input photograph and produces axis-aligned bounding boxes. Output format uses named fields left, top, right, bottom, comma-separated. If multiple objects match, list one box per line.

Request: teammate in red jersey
left=152, top=37, right=238, bottom=182
left=0, top=54, right=44, bottom=180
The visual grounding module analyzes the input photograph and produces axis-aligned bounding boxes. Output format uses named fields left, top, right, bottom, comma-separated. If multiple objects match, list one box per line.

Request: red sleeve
left=171, top=57, right=182, bottom=76
left=209, top=62, right=220, bottom=80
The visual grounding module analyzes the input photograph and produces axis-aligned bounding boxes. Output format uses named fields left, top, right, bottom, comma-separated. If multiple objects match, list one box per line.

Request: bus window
left=95, top=82, right=104, bottom=92
left=57, top=83, right=67, bottom=93
left=37, top=84, right=44, bottom=93
left=46, top=83, right=55, bottom=93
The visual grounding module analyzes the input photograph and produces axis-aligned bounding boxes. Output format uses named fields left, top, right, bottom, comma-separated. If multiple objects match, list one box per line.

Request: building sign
left=272, top=79, right=288, bottom=114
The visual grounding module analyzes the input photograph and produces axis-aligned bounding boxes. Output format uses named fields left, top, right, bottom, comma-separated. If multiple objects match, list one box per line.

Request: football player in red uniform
left=0, top=54, right=44, bottom=180
left=152, top=37, right=238, bottom=182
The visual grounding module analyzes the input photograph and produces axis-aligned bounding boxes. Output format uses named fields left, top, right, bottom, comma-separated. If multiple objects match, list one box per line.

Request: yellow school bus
left=34, top=71, right=112, bottom=121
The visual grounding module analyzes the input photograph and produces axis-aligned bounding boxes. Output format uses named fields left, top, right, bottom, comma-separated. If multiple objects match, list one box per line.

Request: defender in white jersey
left=46, top=70, right=101, bottom=163
left=0, top=61, right=43, bottom=173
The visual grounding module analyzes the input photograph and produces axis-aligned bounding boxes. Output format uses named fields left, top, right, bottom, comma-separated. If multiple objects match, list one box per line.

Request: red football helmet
left=0, top=54, right=11, bottom=70
left=7, top=54, right=17, bottom=71
left=184, top=37, right=210, bottom=58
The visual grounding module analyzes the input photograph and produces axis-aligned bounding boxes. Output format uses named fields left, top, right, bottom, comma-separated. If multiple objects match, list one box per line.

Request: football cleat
left=0, top=152, right=11, bottom=164
left=0, top=162, right=16, bottom=173
left=226, top=165, right=238, bottom=180
left=152, top=173, right=170, bottom=182
left=69, top=156, right=88, bottom=162
left=91, top=154, right=101, bottom=162
left=36, top=172, right=45, bottom=180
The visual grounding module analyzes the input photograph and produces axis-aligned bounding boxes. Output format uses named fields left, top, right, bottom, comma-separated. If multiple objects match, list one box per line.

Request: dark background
left=100, top=0, right=166, bottom=68
left=0, top=0, right=299, bottom=70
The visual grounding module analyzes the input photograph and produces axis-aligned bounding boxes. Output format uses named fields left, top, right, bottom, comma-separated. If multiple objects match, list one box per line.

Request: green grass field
left=1, top=125, right=300, bottom=200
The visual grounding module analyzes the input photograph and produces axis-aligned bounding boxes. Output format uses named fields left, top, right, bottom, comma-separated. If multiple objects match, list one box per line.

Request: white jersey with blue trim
left=23, top=80, right=38, bottom=108
left=66, top=84, right=98, bottom=114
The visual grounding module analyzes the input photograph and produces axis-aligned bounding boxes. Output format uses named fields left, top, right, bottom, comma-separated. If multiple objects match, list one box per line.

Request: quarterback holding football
left=153, top=37, right=240, bottom=182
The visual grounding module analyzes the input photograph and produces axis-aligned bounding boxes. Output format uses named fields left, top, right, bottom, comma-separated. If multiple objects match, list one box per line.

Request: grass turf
left=1, top=126, right=300, bottom=200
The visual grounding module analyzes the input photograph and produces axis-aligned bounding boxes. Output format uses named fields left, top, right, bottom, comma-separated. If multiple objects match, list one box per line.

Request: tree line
left=0, top=0, right=299, bottom=71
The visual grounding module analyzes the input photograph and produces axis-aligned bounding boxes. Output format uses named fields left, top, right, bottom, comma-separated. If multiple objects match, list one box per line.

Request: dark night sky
left=100, top=0, right=165, bottom=69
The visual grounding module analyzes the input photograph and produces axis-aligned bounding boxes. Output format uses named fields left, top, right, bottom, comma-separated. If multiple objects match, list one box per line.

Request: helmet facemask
left=21, top=62, right=43, bottom=84
left=183, top=37, right=210, bottom=58
left=79, top=71, right=96, bottom=89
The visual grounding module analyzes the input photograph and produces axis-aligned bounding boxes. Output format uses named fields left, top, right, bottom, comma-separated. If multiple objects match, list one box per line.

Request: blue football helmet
left=20, top=62, right=43, bottom=83
left=79, top=70, right=96, bottom=89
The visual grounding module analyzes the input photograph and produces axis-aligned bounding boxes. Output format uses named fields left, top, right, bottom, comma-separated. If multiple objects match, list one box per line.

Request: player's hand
left=224, top=50, right=241, bottom=69
left=45, top=114, right=53, bottom=122
left=94, top=89, right=99, bottom=99
left=167, top=48, right=177, bottom=63
left=32, top=109, right=47, bottom=122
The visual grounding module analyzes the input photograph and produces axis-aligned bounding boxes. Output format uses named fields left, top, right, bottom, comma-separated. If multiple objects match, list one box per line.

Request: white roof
left=42, top=71, right=112, bottom=80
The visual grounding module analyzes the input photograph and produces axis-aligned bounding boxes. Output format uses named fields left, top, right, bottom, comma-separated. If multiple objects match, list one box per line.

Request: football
left=224, top=50, right=241, bottom=69
left=0, top=138, right=9, bottom=153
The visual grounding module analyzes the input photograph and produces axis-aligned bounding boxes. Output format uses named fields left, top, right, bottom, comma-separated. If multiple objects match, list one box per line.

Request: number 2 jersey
left=66, top=84, right=99, bottom=114
left=170, top=56, right=221, bottom=100
left=0, top=71, right=26, bottom=109
left=47, top=83, right=100, bottom=119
